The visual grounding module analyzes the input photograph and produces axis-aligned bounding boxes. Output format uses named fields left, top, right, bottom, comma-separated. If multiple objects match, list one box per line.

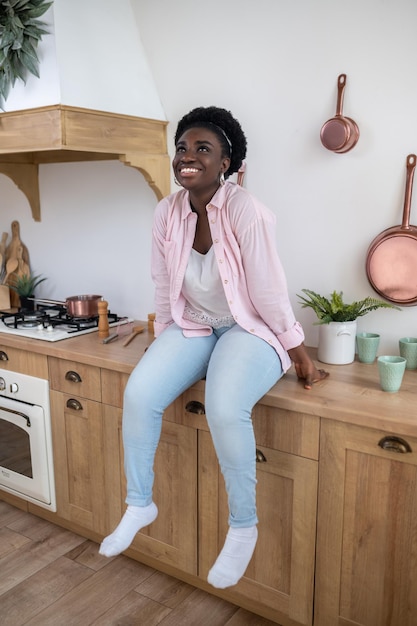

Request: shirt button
left=250, top=329, right=255, bottom=333
left=224, top=279, right=228, bottom=284
left=218, top=259, right=223, bottom=263
left=211, top=219, right=215, bottom=223
left=214, top=238, right=219, bottom=243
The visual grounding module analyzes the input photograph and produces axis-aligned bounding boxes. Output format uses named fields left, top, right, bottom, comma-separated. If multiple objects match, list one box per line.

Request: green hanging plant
left=0, top=0, right=53, bottom=108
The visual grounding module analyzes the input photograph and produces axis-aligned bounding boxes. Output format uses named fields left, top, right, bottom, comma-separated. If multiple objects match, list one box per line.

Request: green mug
left=377, top=356, right=406, bottom=393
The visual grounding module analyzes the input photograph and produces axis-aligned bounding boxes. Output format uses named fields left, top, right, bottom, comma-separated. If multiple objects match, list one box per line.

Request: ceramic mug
left=356, top=332, right=380, bottom=364
left=377, top=356, right=407, bottom=392
left=399, top=337, right=417, bottom=370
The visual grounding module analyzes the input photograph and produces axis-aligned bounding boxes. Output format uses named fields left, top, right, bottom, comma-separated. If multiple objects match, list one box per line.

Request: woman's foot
left=99, top=502, right=158, bottom=557
left=207, top=525, right=258, bottom=588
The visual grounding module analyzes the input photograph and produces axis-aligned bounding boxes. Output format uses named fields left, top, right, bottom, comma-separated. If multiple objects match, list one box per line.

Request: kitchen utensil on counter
left=98, top=300, right=109, bottom=338
left=102, top=333, right=119, bottom=344
left=5, top=221, right=29, bottom=265
left=0, top=233, right=7, bottom=278
left=320, top=74, right=360, bottom=153
left=0, top=232, right=8, bottom=259
left=2, top=257, right=18, bottom=285
left=33, top=295, right=103, bottom=317
left=16, top=245, right=30, bottom=278
left=366, top=154, right=417, bottom=305
left=0, top=285, right=11, bottom=309
left=123, top=325, right=144, bottom=347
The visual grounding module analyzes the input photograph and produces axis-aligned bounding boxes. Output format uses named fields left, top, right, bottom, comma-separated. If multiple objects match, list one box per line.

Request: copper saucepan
left=33, top=295, right=103, bottom=317
left=366, top=154, right=417, bottom=305
left=320, top=74, right=360, bottom=154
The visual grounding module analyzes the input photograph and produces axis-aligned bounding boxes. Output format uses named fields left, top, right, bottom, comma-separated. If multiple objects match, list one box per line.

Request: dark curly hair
left=174, top=106, right=247, bottom=179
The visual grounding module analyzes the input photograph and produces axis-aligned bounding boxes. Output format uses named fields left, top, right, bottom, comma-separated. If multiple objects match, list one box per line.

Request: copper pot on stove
left=32, top=295, right=103, bottom=317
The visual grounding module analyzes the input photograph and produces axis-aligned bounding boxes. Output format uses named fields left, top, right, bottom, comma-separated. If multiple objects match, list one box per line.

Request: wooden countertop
left=1, top=325, right=416, bottom=438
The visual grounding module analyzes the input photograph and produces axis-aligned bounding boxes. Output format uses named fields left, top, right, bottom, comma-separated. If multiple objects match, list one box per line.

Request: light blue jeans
left=122, top=323, right=284, bottom=527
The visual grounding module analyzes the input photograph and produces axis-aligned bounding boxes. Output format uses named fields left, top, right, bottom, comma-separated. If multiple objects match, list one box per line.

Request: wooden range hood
left=0, top=104, right=170, bottom=221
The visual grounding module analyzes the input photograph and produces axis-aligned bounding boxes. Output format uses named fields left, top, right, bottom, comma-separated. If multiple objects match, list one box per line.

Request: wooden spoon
left=3, top=257, right=18, bottom=285
left=123, top=325, right=144, bottom=347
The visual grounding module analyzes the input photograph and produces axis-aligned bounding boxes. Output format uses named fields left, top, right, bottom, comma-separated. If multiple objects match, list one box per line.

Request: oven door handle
left=0, top=404, right=31, bottom=427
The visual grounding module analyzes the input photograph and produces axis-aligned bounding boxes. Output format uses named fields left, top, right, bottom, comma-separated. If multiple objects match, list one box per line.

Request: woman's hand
left=287, top=344, right=329, bottom=390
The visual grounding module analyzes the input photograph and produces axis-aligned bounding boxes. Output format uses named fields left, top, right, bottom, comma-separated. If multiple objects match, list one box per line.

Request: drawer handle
left=378, top=436, right=412, bottom=454
left=65, top=370, right=82, bottom=383
left=185, top=400, right=205, bottom=415
left=66, top=398, right=83, bottom=411
left=0, top=350, right=8, bottom=361
left=256, top=448, right=267, bottom=463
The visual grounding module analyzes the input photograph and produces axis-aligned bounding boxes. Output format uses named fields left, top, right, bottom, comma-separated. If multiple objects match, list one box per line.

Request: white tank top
left=182, top=247, right=235, bottom=329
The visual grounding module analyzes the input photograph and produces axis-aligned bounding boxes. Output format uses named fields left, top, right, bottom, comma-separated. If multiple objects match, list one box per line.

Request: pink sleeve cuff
left=278, top=321, right=305, bottom=351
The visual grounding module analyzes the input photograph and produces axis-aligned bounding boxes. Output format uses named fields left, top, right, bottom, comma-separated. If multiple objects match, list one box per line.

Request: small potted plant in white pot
left=297, top=289, right=400, bottom=364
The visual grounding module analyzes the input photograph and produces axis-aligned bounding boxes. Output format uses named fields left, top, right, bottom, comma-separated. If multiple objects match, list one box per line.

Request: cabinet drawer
left=0, top=345, right=48, bottom=378
left=180, top=385, right=320, bottom=460
left=101, top=369, right=129, bottom=407
left=253, top=404, right=320, bottom=461
left=48, top=357, right=101, bottom=401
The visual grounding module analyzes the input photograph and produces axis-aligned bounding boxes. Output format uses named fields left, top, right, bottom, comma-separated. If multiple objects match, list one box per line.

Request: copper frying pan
left=366, top=154, right=417, bottom=305
left=320, top=74, right=360, bottom=153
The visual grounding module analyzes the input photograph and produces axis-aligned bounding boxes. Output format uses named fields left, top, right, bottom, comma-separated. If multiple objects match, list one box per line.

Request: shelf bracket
left=0, top=162, right=41, bottom=221
left=120, top=152, right=171, bottom=201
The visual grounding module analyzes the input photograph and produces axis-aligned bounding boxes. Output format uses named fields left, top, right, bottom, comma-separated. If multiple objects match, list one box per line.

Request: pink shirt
left=151, top=181, right=305, bottom=372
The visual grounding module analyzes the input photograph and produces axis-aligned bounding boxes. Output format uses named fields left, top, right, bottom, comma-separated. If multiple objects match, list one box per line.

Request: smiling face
left=172, top=126, right=230, bottom=201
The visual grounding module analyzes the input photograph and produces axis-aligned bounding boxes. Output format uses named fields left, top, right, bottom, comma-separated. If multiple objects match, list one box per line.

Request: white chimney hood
left=0, top=0, right=169, bottom=220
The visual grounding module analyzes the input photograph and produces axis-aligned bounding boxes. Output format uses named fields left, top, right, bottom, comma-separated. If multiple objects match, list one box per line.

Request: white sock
left=99, top=502, right=158, bottom=557
left=207, top=525, right=258, bottom=589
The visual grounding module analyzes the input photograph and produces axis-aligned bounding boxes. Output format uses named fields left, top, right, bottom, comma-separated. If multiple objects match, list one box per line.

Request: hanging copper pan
left=320, top=74, right=359, bottom=153
left=366, top=154, right=417, bottom=305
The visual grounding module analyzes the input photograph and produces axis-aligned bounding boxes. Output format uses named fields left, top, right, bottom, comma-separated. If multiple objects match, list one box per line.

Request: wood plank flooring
left=0, top=502, right=279, bottom=625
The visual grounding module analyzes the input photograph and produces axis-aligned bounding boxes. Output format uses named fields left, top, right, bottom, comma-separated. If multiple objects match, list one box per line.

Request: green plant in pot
left=10, top=272, right=47, bottom=309
left=0, top=0, right=53, bottom=108
left=297, top=289, right=400, bottom=365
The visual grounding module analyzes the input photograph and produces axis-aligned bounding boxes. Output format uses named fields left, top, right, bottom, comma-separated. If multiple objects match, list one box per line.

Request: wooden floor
left=0, top=501, right=279, bottom=625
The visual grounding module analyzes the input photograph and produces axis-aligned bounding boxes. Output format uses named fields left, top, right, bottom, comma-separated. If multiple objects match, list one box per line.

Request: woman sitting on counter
left=99, top=105, right=328, bottom=588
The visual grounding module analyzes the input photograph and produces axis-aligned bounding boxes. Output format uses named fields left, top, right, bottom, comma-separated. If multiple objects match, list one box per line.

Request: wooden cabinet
left=101, top=370, right=198, bottom=575
left=3, top=338, right=417, bottom=625
left=315, top=419, right=417, bottom=626
left=48, top=358, right=106, bottom=534
left=0, top=344, right=48, bottom=378
left=183, top=388, right=320, bottom=626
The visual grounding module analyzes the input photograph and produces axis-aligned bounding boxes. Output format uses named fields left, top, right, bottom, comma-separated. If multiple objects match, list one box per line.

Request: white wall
left=1, top=0, right=417, bottom=353
left=132, top=0, right=417, bottom=353
left=3, top=0, right=165, bottom=119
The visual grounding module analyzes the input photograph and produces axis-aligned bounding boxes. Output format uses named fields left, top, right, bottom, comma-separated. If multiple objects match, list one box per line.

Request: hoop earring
left=219, top=173, right=225, bottom=186
left=174, top=177, right=182, bottom=187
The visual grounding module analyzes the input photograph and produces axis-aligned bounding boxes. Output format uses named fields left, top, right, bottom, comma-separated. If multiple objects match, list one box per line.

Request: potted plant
left=10, top=272, right=47, bottom=310
left=297, top=289, right=400, bottom=365
left=0, top=0, right=53, bottom=108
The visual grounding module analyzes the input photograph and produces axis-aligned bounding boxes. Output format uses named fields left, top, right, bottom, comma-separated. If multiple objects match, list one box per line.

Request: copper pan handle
left=401, top=154, right=416, bottom=230
left=335, top=74, right=346, bottom=116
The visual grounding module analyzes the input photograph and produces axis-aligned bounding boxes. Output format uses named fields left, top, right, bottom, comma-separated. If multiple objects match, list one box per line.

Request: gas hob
left=0, top=307, right=133, bottom=342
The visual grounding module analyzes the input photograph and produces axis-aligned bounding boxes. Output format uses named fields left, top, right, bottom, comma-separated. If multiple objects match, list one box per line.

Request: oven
left=0, top=368, right=56, bottom=511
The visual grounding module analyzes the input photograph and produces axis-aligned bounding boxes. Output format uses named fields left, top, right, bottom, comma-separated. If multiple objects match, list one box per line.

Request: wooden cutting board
left=5, top=220, right=29, bottom=266
left=5, top=221, right=30, bottom=307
